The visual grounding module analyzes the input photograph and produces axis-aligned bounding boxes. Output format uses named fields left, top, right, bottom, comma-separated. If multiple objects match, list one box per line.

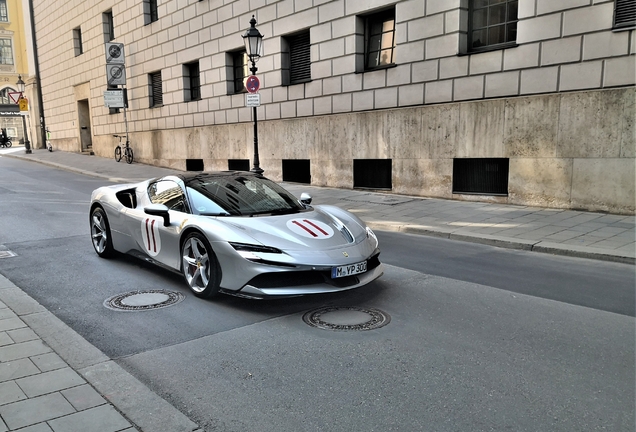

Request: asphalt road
left=0, top=156, right=634, bottom=431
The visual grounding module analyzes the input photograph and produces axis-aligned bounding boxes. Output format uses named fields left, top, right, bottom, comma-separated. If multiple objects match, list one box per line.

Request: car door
left=126, top=179, right=190, bottom=270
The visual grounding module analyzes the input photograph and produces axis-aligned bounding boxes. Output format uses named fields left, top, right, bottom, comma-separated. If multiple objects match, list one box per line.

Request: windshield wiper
left=249, top=208, right=300, bottom=217
left=199, top=212, right=231, bottom=217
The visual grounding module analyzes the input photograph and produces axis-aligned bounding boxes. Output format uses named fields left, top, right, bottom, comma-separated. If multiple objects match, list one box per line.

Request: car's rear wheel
left=91, top=207, right=114, bottom=258
left=181, top=232, right=221, bottom=298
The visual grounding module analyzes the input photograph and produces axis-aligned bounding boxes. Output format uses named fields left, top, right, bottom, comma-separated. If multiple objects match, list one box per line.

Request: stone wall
left=86, top=87, right=635, bottom=214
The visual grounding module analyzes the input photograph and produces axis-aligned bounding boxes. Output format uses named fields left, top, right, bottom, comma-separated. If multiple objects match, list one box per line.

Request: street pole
left=242, top=15, right=264, bottom=175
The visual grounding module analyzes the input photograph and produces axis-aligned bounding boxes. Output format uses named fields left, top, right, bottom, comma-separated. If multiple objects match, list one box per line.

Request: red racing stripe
left=145, top=219, right=151, bottom=250
left=150, top=219, right=157, bottom=252
left=303, top=219, right=328, bottom=236
left=292, top=220, right=317, bottom=237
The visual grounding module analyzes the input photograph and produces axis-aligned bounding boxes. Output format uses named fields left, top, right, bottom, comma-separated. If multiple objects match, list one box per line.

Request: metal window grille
left=0, top=1, right=8, bottom=22
left=353, top=159, right=392, bottom=189
left=0, top=39, right=12, bottom=65
left=228, top=159, right=250, bottom=171
left=185, top=62, right=201, bottom=101
left=103, top=11, right=114, bottom=42
left=233, top=51, right=248, bottom=93
left=469, top=0, right=518, bottom=52
left=73, top=28, right=82, bottom=56
left=282, top=160, right=311, bottom=184
left=614, top=0, right=636, bottom=29
left=365, top=9, right=395, bottom=70
left=149, top=71, right=163, bottom=107
left=289, top=32, right=310, bottom=84
left=453, top=158, right=509, bottom=195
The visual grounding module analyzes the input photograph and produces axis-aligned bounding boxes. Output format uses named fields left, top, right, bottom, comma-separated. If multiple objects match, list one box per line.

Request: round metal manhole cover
left=302, top=306, right=390, bottom=331
left=104, top=290, right=185, bottom=312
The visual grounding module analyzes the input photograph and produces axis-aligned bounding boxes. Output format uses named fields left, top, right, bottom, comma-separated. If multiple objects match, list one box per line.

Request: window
left=232, top=50, right=248, bottom=94
left=143, top=0, right=158, bottom=25
left=73, top=27, right=83, bottom=56
left=364, top=9, right=395, bottom=70
left=0, top=0, right=8, bottom=22
left=0, top=87, right=16, bottom=104
left=184, top=61, right=201, bottom=101
left=0, top=39, right=13, bottom=65
left=614, top=0, right=636, bottom=29
left=282, top=31, right=311, bottom=85
left=469, top=0, right=518, bottom=52
left=103, top=11, right=114, bottom=42
left=453, top=158, right=509, bottom=195
left=149, top=71, right=163, bottom=107
left=282, top=160, right=311, bottom=184
left=148, top=180, right=188, bottom=212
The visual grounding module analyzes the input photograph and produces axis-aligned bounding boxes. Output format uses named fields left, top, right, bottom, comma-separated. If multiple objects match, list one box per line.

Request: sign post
left=105, top=43, right=129, bottom=151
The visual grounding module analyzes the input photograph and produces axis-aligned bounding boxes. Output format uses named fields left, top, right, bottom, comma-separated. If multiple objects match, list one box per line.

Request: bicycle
left=113, top=134, right=133, bottom=164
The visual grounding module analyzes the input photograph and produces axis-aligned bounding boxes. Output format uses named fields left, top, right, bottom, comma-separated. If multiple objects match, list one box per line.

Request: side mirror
left=144, top=204, right=170, bottom=227
left=300, top=193, right=312, bottom=206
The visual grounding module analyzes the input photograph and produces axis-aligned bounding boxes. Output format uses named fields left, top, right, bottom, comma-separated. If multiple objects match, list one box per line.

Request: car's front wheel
left=181, top=232, right=221, bottom=298
left=90, top=207, right=114, bottom=258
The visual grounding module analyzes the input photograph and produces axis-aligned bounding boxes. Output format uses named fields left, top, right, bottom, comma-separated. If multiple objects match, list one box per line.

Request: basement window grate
left=228, top=159, right=250, bottom=171
left=353, top=159, right=392, bottom=190
left=453, top=158, right=509, bottom=196
left=282, top=159, right=311, bottom=184
left=186, top=159, right=204, bottom=171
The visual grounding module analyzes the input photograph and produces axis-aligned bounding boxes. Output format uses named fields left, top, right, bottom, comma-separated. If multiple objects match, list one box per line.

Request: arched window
left=0, top=87, right=17, bottom=105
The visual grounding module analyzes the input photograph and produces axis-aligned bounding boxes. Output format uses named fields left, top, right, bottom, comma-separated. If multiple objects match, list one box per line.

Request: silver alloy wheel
left=91, top=211, right=108, bottom=254
left=182, top=236, right=210, bottom=293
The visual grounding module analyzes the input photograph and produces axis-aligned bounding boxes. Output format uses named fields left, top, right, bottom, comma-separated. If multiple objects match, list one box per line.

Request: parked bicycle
left=0, top=128, right=11, bottom=148
left=114, top=134, right=133, bottom=164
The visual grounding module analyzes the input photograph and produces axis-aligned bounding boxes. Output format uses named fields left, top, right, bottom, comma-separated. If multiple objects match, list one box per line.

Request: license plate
left=331, top=260, right=367, bottom=278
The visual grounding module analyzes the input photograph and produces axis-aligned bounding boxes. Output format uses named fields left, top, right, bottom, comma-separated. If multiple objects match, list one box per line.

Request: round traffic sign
left=246, top=75, right=260, bottom=93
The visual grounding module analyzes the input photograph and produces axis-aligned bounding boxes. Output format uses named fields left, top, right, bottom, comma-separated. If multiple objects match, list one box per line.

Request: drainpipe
left=27, top=0, right=46, bottom=149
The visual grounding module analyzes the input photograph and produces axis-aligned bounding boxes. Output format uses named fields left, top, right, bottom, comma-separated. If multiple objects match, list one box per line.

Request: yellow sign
left=18, top=97, right=28, bottom=112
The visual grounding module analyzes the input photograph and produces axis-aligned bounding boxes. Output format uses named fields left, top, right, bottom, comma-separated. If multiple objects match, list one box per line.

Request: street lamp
left=242, top=15, right=264, bottom=174
left=16, top=75, right=31, bottom=154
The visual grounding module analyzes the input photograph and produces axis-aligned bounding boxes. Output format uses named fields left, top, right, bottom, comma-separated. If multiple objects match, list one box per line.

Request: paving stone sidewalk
left=2, top=147, right=635, bottom=265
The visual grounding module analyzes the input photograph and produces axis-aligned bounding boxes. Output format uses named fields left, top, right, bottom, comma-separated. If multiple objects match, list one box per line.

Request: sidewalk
left=0, top=147, right=633, bottom=431
left=4, top=147, right=635, bottom=265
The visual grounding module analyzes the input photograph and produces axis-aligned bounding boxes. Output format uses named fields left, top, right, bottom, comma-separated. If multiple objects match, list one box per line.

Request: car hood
left=219, top=206, right=367, bottom=251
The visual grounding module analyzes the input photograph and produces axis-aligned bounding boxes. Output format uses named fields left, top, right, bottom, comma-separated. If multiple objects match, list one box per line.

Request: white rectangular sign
left=105, top=42, right=125, bottom=64
left=245, top=93, right=261, bottom=107
left=104, top=90, right=125, bottom=108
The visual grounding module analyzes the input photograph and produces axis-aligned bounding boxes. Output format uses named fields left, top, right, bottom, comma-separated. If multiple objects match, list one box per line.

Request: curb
left=0, top=275, right=202, bottom=432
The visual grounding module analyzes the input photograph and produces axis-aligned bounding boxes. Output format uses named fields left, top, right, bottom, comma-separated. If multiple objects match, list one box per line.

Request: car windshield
left=185, top=174, right=306, bottom=217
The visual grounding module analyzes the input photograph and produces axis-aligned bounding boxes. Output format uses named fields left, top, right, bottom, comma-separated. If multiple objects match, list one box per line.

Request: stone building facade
left=33, top=0, right=635, bottom=213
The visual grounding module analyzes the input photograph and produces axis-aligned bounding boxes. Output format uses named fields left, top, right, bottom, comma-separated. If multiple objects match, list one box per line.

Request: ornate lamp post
left=16, top=75, right=31, bottom=153
left=242, top=15, right=264, bottom=174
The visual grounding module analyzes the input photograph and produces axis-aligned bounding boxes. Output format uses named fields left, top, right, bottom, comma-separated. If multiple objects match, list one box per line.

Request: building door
left=77, top=99, right=92, bottom=151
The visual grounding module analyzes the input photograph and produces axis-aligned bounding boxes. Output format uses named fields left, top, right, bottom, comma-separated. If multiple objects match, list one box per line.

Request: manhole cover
left=104, top=290, right=185, bottom=312
left=302, top=306, right=390, bottom=331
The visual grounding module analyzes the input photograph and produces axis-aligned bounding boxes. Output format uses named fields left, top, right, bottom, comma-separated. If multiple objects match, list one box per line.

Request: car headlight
left=229, top=242, right=283, bottom=261
left=366, top=227, right=378, bottom=248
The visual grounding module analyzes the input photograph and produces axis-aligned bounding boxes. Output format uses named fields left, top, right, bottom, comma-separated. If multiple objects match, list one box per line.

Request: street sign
left=8, top=92, right=21, bottom=104
left=104, top=89, right=125, bottom=108
left=246, top=75, right=260, bottom=93
left=246, top=93, right=261, bottom=107
left=18, top=97, right=28, bottom=111
left=105, top=42, right=125, bottom=64
left=106, top=64, right=126, bottom=85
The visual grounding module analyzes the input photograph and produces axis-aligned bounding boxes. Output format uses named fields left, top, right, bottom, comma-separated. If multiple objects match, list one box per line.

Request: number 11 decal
left=141, top=217, right=162, bottom=256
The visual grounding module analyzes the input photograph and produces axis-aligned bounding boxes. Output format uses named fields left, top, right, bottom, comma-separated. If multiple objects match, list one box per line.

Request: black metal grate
left=614, top=0, right=636, bottom=29
left=282, top=159, right=311, bottom=183
left=453, top=158, right=509, bottom=195
left=186, top=159, right=204, bottom=171
left=228, top=159, right=250, bottom=171
left=149, top=71, right=162, bottom=107
left=353, top=159, right=392, bottom=189
left=289, top=31, right=311, bottom=84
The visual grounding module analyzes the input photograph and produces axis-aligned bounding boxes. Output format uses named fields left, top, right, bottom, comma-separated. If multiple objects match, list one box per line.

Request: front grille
left=245, top=252, right=381, bottom=290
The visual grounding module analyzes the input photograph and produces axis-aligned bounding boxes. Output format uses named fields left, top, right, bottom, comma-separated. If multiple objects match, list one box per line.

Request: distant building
left=0, top=0, right=38, bottom=146
left=33, top=0, right=635, bottom=213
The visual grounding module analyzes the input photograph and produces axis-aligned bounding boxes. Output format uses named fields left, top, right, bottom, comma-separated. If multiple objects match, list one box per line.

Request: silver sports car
left=89, top=172, right=383, bottom=299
